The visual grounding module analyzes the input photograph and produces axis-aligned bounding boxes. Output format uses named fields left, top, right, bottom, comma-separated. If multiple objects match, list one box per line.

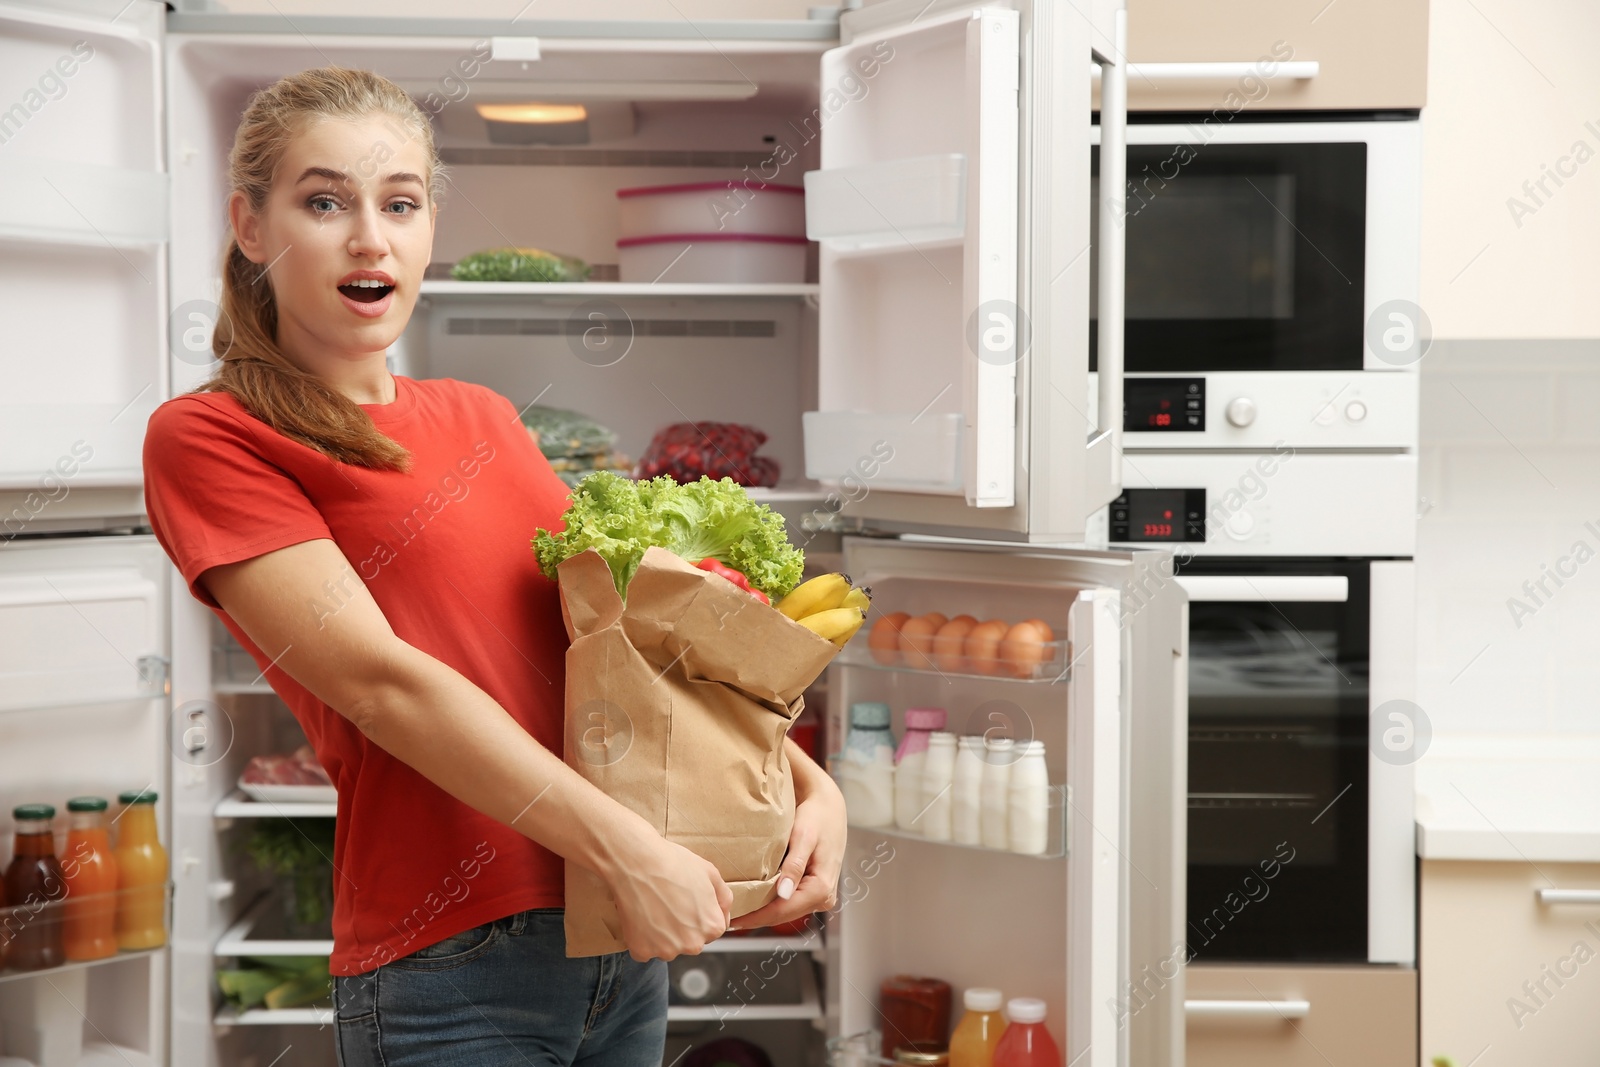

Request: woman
left=142, top=67, right=846, bottom=1066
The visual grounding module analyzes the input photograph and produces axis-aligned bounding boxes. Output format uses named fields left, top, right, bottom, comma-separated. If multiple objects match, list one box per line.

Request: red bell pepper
left=694, top=557, right=768, bottom=604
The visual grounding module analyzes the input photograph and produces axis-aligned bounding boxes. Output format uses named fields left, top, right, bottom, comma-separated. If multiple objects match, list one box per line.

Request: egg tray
left=832, top=636, right=1072, bottom=683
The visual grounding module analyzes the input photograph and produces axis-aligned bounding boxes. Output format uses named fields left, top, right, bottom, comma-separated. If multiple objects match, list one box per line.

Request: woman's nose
left=347, top=203, right=391, bottom=258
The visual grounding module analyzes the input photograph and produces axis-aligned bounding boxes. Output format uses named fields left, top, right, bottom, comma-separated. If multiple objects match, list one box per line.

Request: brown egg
left=868, top=612, right=910, bottom=665
left=932, top=615, right=979, bottom=673
left=964, top=619, right=1011, bottom=675
left=898, top=613, right=947, bottom=669
left=1001, top=620, right=1054, bottom=679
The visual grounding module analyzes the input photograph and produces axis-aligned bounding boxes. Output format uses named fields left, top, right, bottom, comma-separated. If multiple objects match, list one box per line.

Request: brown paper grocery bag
left=556, top=546, right=839, bottom=957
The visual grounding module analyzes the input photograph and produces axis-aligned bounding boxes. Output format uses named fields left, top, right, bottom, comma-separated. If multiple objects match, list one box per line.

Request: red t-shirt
left=142, top=374, right=571, bottom=975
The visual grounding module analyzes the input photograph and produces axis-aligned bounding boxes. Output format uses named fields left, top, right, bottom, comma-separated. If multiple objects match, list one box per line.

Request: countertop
left=1415, top=735, right=1600, bottom=862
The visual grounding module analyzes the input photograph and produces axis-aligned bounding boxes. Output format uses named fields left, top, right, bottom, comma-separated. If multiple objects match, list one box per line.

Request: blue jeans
left=332, top=908, right=668, bottom=1067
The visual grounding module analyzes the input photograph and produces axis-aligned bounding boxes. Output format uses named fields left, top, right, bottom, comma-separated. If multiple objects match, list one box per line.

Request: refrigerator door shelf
left=830, top=634, right=1072, bottom=684
left=828, top=758, right=1068, bottom=859
left=0, top=882, right=173, bottom=986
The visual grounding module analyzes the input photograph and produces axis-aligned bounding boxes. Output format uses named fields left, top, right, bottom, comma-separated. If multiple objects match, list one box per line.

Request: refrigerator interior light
left=474, top=102, right=589, bottom=124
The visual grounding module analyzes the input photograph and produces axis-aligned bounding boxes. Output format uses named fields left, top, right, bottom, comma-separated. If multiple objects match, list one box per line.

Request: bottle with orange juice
left=63, top=796, right=120, bottom=961
left=113, top=789, right=167, bottom=950
left=951, top=987, right=1008, bottom=1067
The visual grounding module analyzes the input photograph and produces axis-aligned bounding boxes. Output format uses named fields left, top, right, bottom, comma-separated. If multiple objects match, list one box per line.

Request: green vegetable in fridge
left=218, top=957, right=331, bottom=1010
left=531, top=472, right=804, bottom=602
left=264, top=969, right=333, bottom=1010
left=244, top=818, right=336, bottom=927
left=450, top=246, right=591, bottom=283
left=518, top=405, right=618, bottom=459
left=217, top=968, right=288, bottom=1009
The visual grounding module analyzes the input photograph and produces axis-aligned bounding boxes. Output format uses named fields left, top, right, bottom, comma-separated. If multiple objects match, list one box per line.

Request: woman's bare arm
left=202, top=537, right=731, bottom=960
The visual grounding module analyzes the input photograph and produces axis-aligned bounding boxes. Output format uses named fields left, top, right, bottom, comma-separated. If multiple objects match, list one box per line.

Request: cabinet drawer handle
left=1186, top=999, right=1310, bottom=1020
left=1090, top=61, right=1321, bottom=82
left=1538, top=889, right=1600, bottom=905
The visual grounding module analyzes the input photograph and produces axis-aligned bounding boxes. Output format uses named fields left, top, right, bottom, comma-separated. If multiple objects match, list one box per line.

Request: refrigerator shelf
left=214, top=790, right=336, bottom=819
left=215, top=893, right=333, bottom=959
left=0, top=946, right=161, bottom=988
left=829, top=640, right=1073, bottom=685
left=214, top=1003, right=332, bottom=1028
left=418, top=279, right=819, bottom=300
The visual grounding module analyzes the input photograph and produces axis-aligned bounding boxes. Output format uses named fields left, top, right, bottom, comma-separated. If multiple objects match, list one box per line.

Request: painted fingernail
left=777, top=877, right=796, bottom=900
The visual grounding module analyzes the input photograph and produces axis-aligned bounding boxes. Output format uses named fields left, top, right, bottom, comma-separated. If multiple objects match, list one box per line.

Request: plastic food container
left=616, top=233, right=808, bottom=284
left=617, top=181, right=806, bottom=238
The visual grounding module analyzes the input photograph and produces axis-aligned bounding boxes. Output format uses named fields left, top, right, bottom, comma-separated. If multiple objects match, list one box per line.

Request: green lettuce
left=532, top=472, right=803, bottom=601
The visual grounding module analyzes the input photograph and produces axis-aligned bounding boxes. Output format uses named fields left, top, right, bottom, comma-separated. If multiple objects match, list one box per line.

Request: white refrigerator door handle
left=1175, top=576, right=1349, bottom=603
left=1093, top=5, right=1127, bottom=486
left=1185, top=998, right=1311, bottom=1019
left=1091, top=61, right=1321, bottom=81
left=1539, top=889, right=1600, bottom=905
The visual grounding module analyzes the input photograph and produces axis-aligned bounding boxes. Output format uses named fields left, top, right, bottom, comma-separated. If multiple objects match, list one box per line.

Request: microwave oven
left=1090, top=117, right=1422, bottom=453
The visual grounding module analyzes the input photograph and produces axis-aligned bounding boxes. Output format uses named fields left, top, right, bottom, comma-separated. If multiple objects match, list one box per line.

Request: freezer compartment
left=0, top=562, right=166, bottom=713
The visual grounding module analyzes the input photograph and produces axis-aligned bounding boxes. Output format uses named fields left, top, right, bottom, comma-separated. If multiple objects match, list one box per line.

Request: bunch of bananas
left=776, top=573, right=871, bottom=646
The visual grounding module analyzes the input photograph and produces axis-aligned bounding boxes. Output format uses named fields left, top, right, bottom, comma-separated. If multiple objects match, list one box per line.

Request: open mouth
left=338, top=280, right=394, bottom=303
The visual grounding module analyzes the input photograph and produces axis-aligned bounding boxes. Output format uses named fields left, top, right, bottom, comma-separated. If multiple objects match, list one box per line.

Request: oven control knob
left=1346, top=400, right=1368, bottom=422
left=1225, top=509, right=1256, bottom=540
left=1225, top=397, right=1257, bottom=428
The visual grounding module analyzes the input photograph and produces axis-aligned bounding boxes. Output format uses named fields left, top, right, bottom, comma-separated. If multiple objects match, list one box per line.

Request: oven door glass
left=1091, top=142, right=1367, bottom=372
left=1178, top=559, right=1370, bottom=962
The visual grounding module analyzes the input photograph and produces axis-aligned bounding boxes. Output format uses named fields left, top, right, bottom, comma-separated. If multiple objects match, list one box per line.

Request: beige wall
left=1421, top=0, right=1600, bottom=338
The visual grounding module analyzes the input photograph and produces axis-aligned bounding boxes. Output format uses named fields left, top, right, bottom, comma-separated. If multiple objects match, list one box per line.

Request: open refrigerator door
left=822, top=537, right=1185, bottom=1067
left=0, top=0, right=173, bottom=1063
left=803, top=0, right=1126, bottom=542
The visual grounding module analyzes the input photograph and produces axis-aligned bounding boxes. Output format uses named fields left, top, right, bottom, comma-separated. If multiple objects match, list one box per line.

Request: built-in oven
left=1173, top=556, right=1414, bottom=966
left=1089, top=118, right=1422, bottom=452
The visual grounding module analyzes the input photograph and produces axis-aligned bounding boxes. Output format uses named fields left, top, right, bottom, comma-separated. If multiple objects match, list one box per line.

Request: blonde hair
left=197, top=67, right=446, bottom=472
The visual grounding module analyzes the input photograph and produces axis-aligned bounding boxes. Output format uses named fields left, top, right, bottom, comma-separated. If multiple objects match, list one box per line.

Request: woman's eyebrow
left=293, top=166, right=425, bottom=187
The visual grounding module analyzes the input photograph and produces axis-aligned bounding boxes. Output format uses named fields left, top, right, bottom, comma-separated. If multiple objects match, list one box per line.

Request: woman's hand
left=731, top=741, right=847, bottom=931
left=607, top=829, right=734, bottom=963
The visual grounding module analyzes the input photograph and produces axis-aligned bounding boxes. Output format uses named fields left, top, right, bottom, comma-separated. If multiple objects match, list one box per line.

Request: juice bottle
left=4, top=803, right=67, bottom=970
left=63, top=797, right=120, bottom=961
left=950, top=987, right=1007, bottom=1067
left=113, top=789, right=167, bottom=950
left=993, top=997, right=1060, bottom=1067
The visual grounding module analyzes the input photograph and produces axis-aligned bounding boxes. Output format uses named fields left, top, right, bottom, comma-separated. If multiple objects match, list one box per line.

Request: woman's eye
left=387, top=200, right=420, bottom=215
left=309, top=195, right=339, bottom=214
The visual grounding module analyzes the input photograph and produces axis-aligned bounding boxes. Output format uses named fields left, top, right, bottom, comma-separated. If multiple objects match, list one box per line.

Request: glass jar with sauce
left=880, top=975, right=952, bottom=1060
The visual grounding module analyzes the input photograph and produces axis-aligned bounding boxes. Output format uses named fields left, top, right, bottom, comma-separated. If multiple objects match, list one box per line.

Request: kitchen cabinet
left=1103, top=0, right=1429, bottom=113
left=1421, top=859, right=1600, bottom=1067
left=1185, top=963, right=1416, bottom=1067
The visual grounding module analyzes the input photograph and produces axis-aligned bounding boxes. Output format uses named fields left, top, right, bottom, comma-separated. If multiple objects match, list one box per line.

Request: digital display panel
left=1109, top=489, right=1207, bottom=543
left=1125, top=378, right=1205, bottom=432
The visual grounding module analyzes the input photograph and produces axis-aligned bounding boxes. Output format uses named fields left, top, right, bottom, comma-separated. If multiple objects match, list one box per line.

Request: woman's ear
left=228, top=189, right=266, bottom=264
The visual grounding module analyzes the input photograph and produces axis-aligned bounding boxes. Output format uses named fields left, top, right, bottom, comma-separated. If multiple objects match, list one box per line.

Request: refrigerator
left=0, top=0, right=1188, bottom=1064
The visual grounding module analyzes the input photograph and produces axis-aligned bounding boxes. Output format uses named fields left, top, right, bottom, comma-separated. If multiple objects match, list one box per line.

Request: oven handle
left=1538, top=889, right=1600, bottom=905
left=1091, top=61, right=1320, bottom=82
left=1174, top=576, right=1349, bottom=603
left=1093, top=4, right=1127, bottom=479
left=1185, top=998, right=1311, bottom=1020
